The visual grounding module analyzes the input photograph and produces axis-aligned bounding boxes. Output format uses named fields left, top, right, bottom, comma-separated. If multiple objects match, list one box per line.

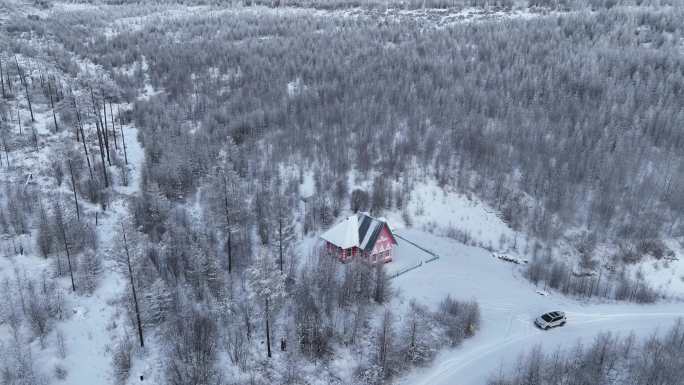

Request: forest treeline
left=35, top=5, right=683, bottom=249
left=53, top=0, right=682, bottom=10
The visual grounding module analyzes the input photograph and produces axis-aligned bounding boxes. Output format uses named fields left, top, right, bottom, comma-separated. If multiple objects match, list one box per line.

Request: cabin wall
left=325, top=224, right=395, bottom=264
left=370, top=226, right=394, bottom=263
left=326, top=241, right=358, bottom=262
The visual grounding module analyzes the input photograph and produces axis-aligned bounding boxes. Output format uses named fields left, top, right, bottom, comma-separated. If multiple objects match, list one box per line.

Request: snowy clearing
left=392, top=229, right=684, bottom=385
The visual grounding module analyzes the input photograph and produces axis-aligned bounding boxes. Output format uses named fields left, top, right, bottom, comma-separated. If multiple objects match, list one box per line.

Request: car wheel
left=560, top=322, right=566, bottom=327
left=544, top=326, right=550, bottom=330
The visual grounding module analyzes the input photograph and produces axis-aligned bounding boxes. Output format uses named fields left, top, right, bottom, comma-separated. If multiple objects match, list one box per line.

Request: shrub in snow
left=165, top=310, right=219, bottom=385
left=54, top=364, right=68, bottom=381
left=436, top=295, right=481, bottom=347
left=25, top=274, right=65, bottom=346
left=36, top=208, right=55, bottom=258
left=354, top=364, right=384, bottom=385
left=142, top=278, right=172, bottom=326
left=0, top=337, right=45, bottom=385
left=51, top=159, right=64, bottom=187
left=525, top=255, right=660, bottom=303
left=112, top=337, right=132, bottom=385
left=401, top=209, right=413, bottom=227
left=400, top=301, right=440, bottom=366
left=225, top=328, right=248, bottom=370
left=56, top=329, right=67, bottom=359
left=444, top=225, right=473, bottom=246
left=637, top=239, right=671, bottom=260
left=294, top=276, right=332, bottom=359
left=3, top=182, right=33, bottom=235
left=81, top=176, right=109, bottom=207
left=77, top=250, right=102, bottom=295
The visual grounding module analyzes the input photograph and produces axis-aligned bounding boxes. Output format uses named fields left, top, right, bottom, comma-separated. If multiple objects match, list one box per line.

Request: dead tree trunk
left=265, top=297, right=271, bottom=358
left=74, top=97, right=94, bottom=180
left=69, top=89, right=81, bottom=143
left=99, top=92, right=111, bottom=164
left=91, top=88, right=110, bottom=165
left=1, top=135, right=9, bottom=167
left=57, top=204, right=76, bottom=292
left=378, top=308, right=392, bottom=375
left=16, top=103, right=22, bottom=135
left=15, top=57, right=34, bottom=122
left=48, top=80, right=58, bottom=131
left=0, top=58, right=5, bottom=98
left=109, top=101, right=118, bottom=150
left=103, top=99, right=109, bottom=147
left=278, top=213, right=283, bottom=273
left=117, top=105, right=128, bottom=165
left=223, top=174, right=233, bottom=273
left=5, top=63, right=12, bottom=95
left=94, top=117, right=109, bottom=188
left=57, top=78, right=64, bottom=101
left=122, top=224, right=145, bottom=348
left=68, top=160, right=80, bottom=221
left=31, top=126, right=38, bottom=150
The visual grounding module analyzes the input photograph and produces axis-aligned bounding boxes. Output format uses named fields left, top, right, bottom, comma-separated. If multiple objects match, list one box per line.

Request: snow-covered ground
left=386, top=180, right=518, bottom=250
left=385, top=236, right=436, bottom=275
left=392, top=229, right=684, bottom=385
left=629, top=240, right=684, bottom=296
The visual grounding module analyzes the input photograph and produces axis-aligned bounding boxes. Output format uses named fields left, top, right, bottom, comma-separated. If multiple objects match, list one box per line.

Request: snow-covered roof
left=320, top=214, right=360, bottom=249
left=321, top=213, right=397, bottom=251
left=359, top=219, right=380, bottom=250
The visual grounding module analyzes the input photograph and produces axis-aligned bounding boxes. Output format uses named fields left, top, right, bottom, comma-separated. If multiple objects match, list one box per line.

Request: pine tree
left=273, top=196, right=296, bottom=273
left=143, top=278, right=172, bottom=326
left=246, top=252, right=286, bottom=358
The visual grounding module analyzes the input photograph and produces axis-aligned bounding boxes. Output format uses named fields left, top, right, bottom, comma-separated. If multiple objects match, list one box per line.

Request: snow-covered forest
left=0, top=0, right=682, bottom=384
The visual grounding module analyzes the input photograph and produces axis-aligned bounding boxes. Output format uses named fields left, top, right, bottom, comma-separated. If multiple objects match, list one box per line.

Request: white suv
left=535, top=311, right=567, bottom=330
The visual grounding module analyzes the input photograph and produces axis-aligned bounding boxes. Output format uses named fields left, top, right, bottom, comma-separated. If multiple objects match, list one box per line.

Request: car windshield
left=541, top=314, right=554, bottom=322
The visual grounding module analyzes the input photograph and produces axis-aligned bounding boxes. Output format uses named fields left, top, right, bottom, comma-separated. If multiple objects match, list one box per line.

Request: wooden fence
left=388, top=234, right=440, bottom=280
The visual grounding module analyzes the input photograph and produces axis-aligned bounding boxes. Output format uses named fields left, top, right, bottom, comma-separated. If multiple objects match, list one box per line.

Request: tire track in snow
left=404, top=309, right=684, bottom=385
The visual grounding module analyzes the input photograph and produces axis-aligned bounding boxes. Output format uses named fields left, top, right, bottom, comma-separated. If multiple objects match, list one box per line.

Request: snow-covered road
left=393, top=229, right=684, bottom=385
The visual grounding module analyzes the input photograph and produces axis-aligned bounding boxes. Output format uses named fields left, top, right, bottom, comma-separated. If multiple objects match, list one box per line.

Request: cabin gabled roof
left=320, top=214, right=360, bottom=249
left=321, top=213, right=397, bottom=251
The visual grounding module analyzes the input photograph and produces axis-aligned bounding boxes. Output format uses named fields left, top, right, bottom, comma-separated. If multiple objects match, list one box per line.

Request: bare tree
left=121, top=224, right=144, bottom=348
left=116, top=105, right=128, bottom=164
left=54, top=202, right=76, bottom=292
left=0, top=57, right=5, bottom=99
left=68, top=159, right=80, bottom=221
left=14, top=56, right=33, bottom=122
left=48, top=79, right=58, bottom=132
left=377, top=307, right=394, bottom=379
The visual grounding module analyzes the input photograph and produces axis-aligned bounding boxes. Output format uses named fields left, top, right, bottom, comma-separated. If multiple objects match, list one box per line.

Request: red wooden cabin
left=321, top=213, right=397, bottom=264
